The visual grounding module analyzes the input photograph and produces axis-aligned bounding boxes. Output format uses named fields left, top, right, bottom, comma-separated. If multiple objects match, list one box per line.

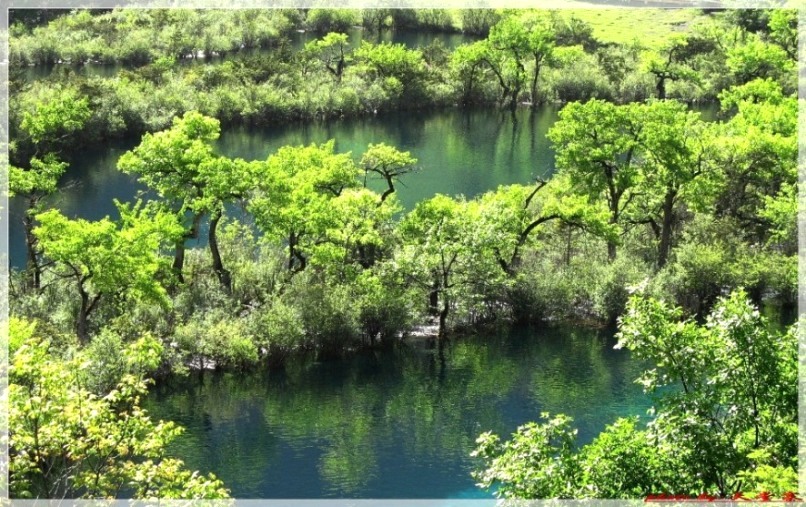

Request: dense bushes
left=11, top=8, right=797, bottom=162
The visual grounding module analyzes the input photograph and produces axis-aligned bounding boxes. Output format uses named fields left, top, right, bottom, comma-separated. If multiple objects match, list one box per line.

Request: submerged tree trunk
left=530, top=58, right=541, bottom=108
left=429, top=279, right=440, bottom=316
left=208, top=209, right=232, bottom=293
left=438, top=298, right=450, bottom=338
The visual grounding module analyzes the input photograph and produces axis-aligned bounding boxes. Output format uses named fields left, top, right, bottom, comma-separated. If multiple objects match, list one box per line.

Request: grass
left=558, top=8, right=712, bottom=47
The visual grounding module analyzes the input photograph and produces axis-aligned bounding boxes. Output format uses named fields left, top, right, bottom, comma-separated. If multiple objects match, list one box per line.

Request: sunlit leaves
left=9, top=321, right=229, bottom=498
left=20, top=86, right=91, bottom=146
left=471, top=413, right=579, bottom=499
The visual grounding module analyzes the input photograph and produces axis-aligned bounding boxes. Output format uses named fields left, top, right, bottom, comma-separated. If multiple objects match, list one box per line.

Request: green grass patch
left=559, top=8, right=711, bottom=47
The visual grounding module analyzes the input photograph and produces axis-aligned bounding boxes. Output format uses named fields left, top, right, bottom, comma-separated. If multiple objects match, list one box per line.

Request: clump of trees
left=10, top=9, right=796, bottom=163
left=9, top=318, right=230, bottom=499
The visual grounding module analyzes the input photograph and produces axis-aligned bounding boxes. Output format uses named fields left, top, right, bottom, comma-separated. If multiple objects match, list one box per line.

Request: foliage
left=33, top=201, right=183, bottom=342
left=9, top=319, right=229, bottom=499
left=473, top=291, right=797, bottom=498
left=472, top=413, right=579, bottom=498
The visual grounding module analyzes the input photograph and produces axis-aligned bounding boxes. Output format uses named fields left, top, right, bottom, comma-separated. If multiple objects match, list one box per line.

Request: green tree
left=33, top=202, right=182, bottom=343
left=767, top=10, right=796, bottom=59
left=9, top=156, right=68, bottom=290
left=616, top=289, right=797, bottom=496
left=11, top=86, right=91, bottom=290
left=472, top=290, right=797, bottom=498
left=726, top=35, right=793, bottom=85
left=486, top=16, right=529, bottom=112
left=359, top=143, right=417, bottom=203
left=118, top=111, right=248, bottom=290
left=548, top=99, right=643, bottom=260
left=634, top=100, right=715, bottom=268
left=450, top=42, right=488, bottom=105
left=9, top=318, right=230, bottom=498
left=472, top=413, right=579, bottom=498
left=399, top=194, right=505, bottom=337
left=303, top=32, right=351, bottom=81
left=248, top=141, right=361, bottom=274
left=643, top=36, right=701, bottom=99
left=521, top=13, right=555, bottom=107
left=711, top=79, right=796, bottom=243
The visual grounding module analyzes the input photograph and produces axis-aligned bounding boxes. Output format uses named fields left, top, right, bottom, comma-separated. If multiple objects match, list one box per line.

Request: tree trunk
left=530, top=58, right=541, bottom=108
left=657, top=189, right=677, bottom=269
left=23, top=205, right=41, bottom=290
left=172, top=212, right=202, bottom=285
left=208, top=209, right=232, bottom=292
left=429, top=279, right=440, bottom=316
left=172, top=240, right=186, bottom=284
left=76, top=288, right=92, bottom=345
left=656, top=76, right=666, bottom=100
left=438, top=298, right=449, bottom=338
left=509, top=88, right=519, bottom=114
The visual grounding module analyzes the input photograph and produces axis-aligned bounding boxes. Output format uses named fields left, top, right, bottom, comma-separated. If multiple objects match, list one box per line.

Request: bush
left=306, top=9, right=359, bottom=33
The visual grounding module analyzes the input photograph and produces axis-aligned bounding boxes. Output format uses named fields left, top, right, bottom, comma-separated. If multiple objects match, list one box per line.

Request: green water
left=144, top=325, right=653, bottom=498
left=9, top=106, right=558, bottom=267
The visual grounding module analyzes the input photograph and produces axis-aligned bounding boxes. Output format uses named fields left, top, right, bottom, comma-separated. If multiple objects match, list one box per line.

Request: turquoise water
left=144, top=325, right=653, bottom=498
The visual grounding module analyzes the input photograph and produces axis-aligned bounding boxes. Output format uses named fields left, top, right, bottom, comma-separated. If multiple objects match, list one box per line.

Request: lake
left=9, top=106, right=559, bottom=268
left=143, top=325, right=653, bottom=498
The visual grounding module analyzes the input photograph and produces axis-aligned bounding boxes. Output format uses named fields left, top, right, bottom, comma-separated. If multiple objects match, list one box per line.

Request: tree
left=616, top=289, right=797, bottom=496
left=303, top=32, right=351, bottom=81
left=33, top=202, right=182, bottom=343
left=643, top=36, right=701, bottom=99
left=547, top=99, right=643, bottom=260
left=9, top=318, right=230, bottom=498
left=398, top=194, right=505, bottom=337
left=247, top=141, right=361, bottom=274
left=359, top=143, right=417, bottom=203
left=117, top=111, right=247, bottom=290
left=634, top=101, right=715, bottom=268
left=486, top=16, right=529, bottom=112
left=767, top=10, right=796, bottom=59
left=450, top=42, right=488, bottom=106
left=726, top=35, right=793, bottom=85
left=472, top=290, right=797, bottom=498
left=476, top=178, right=612, bottom=276
left=9, top=156, right=68, bottom=290
left=11, top=86, right=91, bottom=290
left=472, top=413, right=579, bottom=499
left=353, top=41, right=428, bottom=105
left=711, top=79, right=796, bottom=244
left=521, top=13, right=556, bottom=107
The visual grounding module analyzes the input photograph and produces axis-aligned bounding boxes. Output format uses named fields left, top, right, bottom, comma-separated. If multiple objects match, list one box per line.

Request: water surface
left=144, top=325, right=652, bottom=498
